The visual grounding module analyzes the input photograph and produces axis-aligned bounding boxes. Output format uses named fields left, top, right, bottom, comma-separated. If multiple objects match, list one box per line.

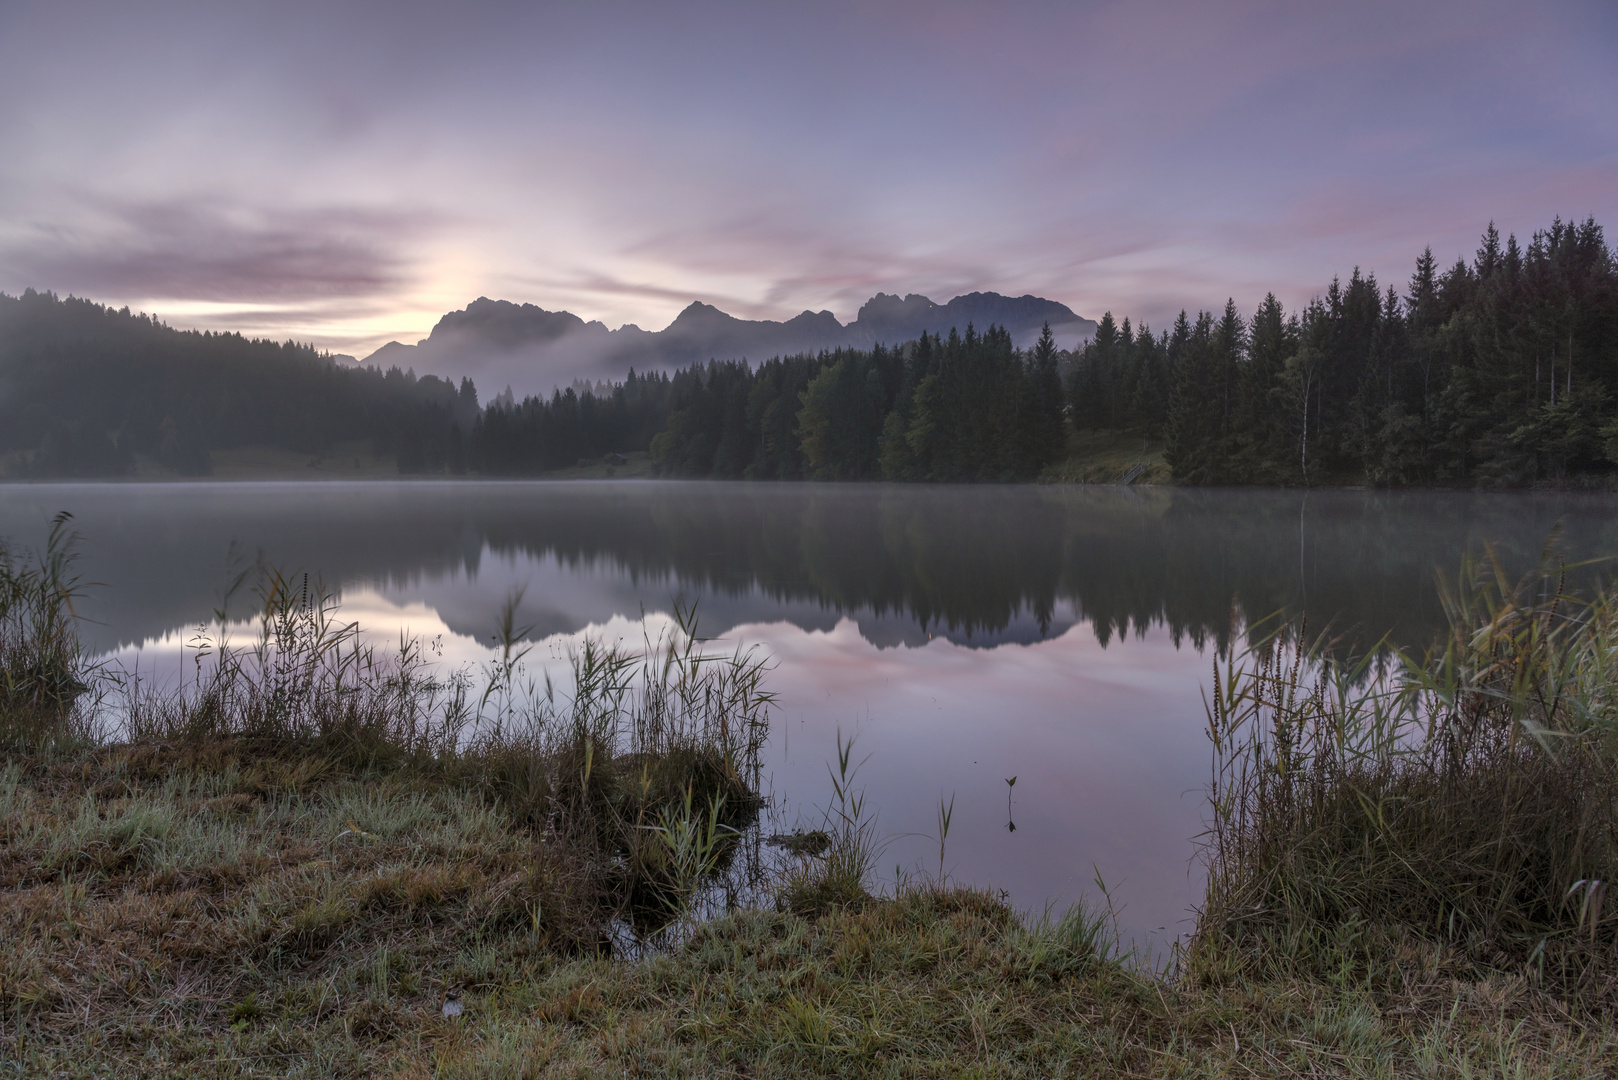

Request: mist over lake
left=2, top=479, right=1609, bottom=948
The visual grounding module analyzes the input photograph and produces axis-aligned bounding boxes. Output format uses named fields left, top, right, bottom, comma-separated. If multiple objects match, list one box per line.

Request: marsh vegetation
left=1197, top=546, right=1618, bottom=998
left=3, top=520, right=1618, bottom=1075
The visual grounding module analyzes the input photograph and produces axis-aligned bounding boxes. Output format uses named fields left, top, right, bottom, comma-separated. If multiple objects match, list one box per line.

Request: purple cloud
left=3, top=197, right=434, bottom=304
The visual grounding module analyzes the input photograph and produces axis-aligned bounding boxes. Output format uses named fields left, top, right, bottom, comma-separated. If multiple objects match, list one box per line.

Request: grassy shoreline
left=3, top=745, right=1612, bottom=1077
left=3, top=524, right=1618, bottom=1076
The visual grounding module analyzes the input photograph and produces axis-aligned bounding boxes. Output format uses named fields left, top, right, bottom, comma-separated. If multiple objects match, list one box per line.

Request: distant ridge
left=362, top=291, right=1097, bottom=399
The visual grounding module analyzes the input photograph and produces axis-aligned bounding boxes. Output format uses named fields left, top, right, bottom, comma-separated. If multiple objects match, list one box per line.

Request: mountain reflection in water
left=1, top=481, right=1612, bottom=655
left=0, top=481, right=1612, bottom=951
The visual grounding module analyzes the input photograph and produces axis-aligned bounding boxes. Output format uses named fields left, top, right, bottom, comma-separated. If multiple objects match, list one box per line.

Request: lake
left=2, top=480, right=1613, bottom=952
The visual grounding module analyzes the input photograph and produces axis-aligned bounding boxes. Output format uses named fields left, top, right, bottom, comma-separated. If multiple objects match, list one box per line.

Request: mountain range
left=361, top=291, right=1097, bottom=400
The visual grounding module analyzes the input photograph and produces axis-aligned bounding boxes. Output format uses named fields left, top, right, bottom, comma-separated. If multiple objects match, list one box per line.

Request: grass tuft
left=1192, top=541, right=1618, bottom=1006
left=0, top=512, right=99, bottom=752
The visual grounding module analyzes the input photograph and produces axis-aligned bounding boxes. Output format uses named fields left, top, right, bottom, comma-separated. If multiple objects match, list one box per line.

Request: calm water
left=3, top=480, right=1615, bottom=950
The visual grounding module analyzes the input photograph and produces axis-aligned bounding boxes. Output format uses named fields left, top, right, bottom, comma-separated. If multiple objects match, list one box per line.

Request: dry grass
left=4, top=524, right=1618, bottom=1075
left=4, top=829, right=1612, bottom=1078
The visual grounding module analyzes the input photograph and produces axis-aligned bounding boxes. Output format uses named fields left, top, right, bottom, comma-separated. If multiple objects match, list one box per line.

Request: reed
left=120, top=567, right=472, bottom=767
left=0, top=521, right=774, bottom=948
left=775, top=730, right=884, bottom=917
left=1192, top=542, right=1618, bottom=1003
left=0, top=512, right=99, bottom=750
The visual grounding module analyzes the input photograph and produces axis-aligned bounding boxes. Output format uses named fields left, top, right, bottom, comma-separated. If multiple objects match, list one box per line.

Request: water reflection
left=0, top=480, right=1610, bottom=950
left=1, top=481, right=1611, bottom=655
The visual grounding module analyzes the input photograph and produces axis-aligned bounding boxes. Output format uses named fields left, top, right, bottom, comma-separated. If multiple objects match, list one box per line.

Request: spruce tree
left=1023, top=322, right=1066, bottom=473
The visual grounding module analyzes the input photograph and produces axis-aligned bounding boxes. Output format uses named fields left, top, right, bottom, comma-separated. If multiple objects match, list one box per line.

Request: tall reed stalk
left=0, top=513, right=97, bottom=747
left=0, top=530, right=777, bottom=943
left=123, top=568, right=472, bottom=765
left=1193, top=543, right=1618, bottom=1000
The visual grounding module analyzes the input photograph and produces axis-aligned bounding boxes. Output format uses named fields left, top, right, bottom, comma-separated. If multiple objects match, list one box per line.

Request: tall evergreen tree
left=1022, top=322, right=1067, bottom=473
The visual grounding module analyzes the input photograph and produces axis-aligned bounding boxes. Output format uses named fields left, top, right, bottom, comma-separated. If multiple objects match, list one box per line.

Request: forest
left=1, top=215, right=1613, bottom=485
left=0, top=290, right=479, bottom=477
left=468, top=325, right=1066, bottom=481
left=463, top=215, right=1618, bottom=486
left=1076, top=216, right=1618, bottom=485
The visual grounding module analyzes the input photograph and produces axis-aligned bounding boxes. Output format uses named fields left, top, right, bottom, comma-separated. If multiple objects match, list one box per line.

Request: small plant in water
left=936, top=792, right=954, bottom=882
left=778, top=729, right=882, bottom=916
left=640, top=784, right=738, bottom=920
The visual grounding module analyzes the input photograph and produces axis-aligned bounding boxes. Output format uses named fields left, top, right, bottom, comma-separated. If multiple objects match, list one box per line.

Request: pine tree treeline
left=6, top=215, right=1614, bottom=486
left=467, top=324, right=1069, bottom=481
left=1070, top=216, right=1618, bottom=485
left=468, top=370, right=671, bottom=474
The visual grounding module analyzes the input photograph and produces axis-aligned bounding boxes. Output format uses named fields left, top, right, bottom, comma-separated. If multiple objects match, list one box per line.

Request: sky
left=2, top=0, right=1615, bottom=359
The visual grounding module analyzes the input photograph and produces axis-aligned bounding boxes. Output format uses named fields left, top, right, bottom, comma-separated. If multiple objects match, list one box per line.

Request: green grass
left=538, top=449, right=658, bottom=481
left=1042, top=429, right=1170, bottom=485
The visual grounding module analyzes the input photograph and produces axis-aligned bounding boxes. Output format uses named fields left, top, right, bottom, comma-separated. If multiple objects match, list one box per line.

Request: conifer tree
left=1022, top=322, right=1066, bottom=473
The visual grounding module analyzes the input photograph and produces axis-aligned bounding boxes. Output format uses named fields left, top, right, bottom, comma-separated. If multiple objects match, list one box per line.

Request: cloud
left=0, top=196, right=438, bottom=305
left=1, top=0, right=1614, bottom=359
